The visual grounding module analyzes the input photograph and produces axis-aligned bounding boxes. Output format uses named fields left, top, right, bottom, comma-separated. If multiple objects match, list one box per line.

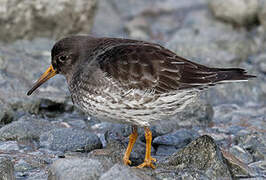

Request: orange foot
left=137, top=127, right=156, bottom=169
left=123, top=125, right=138, bottom=166
left=137, top=157, right=156, bottom=169
left=123, top=157, right=132, bottom=165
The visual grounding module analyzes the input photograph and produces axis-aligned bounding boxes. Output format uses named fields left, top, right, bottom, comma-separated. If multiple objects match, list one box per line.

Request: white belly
left=72, top=87, right=199, bottom=127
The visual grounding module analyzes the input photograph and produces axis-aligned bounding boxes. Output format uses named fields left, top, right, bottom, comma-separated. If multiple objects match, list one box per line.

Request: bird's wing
left=97, top=43, right=218, bottom=93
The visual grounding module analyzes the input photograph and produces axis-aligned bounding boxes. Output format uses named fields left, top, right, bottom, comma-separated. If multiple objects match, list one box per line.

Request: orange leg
left=123, top=125, right=138, bottom=165
left=137, top=127, right=156, bottom=169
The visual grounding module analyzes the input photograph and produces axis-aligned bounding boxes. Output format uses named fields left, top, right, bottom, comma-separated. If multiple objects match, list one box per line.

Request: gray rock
left=0, top=141, right=19, bottom=151
left=221, top=149, right=256, bottom=178
left=208, top=0, right=259, bottom=26
left=14, top=159, right=35, bottom=172
left=48, top=158, right=108, bottom=180
left=99, top=164, right=154, bottom=180
left=0, top=116, right=56, bottom=141
left=156, top=145, right=177, bottom=156
left=0, top=157, right=15, bottom=180
left=40, top=128, right=102, bottom=152
left=0, top=103, right=14, bottom=125
left=160, top=135, right=232, bottom=179
left=153, top=129, right=199, bottom=148
left=235, top=133, right=266, bottom=162
left=0, top=39, right=73, bottom=114
left=258, top=0, right=266, bottom=30
left=229, top=145, right=253, bottom=164
left=0, top=0, right=98, bottom=42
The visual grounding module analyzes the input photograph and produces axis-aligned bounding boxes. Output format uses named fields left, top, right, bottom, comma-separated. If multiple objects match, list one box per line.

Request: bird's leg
left=123, top=125, right=138, bottom=165
left=137, top=127, right=156, bottom=169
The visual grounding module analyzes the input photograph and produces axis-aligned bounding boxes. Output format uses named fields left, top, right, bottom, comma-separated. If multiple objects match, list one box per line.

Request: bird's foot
left=123, top=157, right=132, bottom=165
left=137, top=157, right=156, bottom=169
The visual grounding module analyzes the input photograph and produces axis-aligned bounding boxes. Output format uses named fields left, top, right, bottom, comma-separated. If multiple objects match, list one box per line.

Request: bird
left=27, top=35, right=255, bottom=169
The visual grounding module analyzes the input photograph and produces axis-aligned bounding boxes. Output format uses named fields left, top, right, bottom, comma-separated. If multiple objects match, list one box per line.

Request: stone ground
left=0, top=0, right=266, bottom=179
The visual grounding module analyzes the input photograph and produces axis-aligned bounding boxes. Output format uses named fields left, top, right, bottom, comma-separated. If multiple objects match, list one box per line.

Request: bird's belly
left=72, top=88, right=199, bottom=127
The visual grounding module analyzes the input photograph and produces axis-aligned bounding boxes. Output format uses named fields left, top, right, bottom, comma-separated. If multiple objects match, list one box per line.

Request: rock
left=0, top=115, right=56, bottom=141
left=0, top=141, right=19, bottom=151
left=14, top=159, right=35, bottom=172
left=258, top=0, right=266, bottom=30
left=159, top=135, right=232, bottom=179
left=0, top=0, right=98, bottom=42
left=235, top=133, right=266, bottom=162
left=48, top=158, right=109, bottom=180
left=208, top=0, right=259, bottom=26
left=0, top=157, right=15, bottom=180
left=156, top=145, right=177, bottom=156
left=40, top=128, right=102, bottom=152
left=0, top=103, right=14, bottom=125
left=229, top=145, right=253, bottom=164
left=153, top=129, right=199, bottom=148
left=99, top=164, right=153, bottom=180
left=221, top=150, right=256, bottom=178
left=0, top=39, right=73, bottom=115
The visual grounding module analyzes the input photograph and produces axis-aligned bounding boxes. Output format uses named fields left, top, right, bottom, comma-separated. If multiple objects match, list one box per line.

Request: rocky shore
left=0, top=0, right=265, bottom=179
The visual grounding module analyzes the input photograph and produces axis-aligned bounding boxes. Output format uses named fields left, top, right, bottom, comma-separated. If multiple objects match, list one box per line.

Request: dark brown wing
left=96, top=42, right=252, bottom=93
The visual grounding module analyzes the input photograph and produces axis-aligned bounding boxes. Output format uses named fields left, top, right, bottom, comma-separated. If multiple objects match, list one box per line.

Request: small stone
left=40, top=128, right=102, bottom=152
left=99, top=164, right=154, bottom=180
left=160, top=135, right=232, bottom=179
left=229, top=145, right=253, bottom=164
left=0, top=116, right=56, bottom=141
left=153, top=129, right=199, bottom=148
left=222, top=150, right=256, bottom=178
left=14, top=159, right=35, bottom=172
left=0, top=141, right=19, bottom=151
left=48, top=158, right=108, bottom=180
left=156, top=145, right=177, bottom=156
left=208, top=0, right=259, bottom=26
left=0, top=0, right=98, bottom=42
left=259, top=61, right=266, bottom=73
left=0, top=157, right=15, bottom=180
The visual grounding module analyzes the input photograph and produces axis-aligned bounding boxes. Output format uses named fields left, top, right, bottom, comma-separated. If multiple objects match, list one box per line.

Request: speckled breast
left=68, top=71, right=199, bottom=127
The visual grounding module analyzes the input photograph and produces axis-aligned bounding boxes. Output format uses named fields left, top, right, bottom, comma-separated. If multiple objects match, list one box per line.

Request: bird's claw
left=137, top=157, right=156, bottom=169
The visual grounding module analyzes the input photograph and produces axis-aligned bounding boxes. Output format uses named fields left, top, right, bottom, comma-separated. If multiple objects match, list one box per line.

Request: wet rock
left=258, top=0, right=266, bottom=30
left=0, top=141, right=19, bottom=151
left=235, top=133, right=266, bottom=162
left=14, top=159, right=35, bottom=173
left=159, top=135, right=232, bottom=179
left=0, top=115, right=56, bottom=141
left=99, top=164, right=153, bottom=180
left=48, top=158, right=109, bottom=180
left=153, top=129, right=199, bottom=149
left=0, top=103, right=14, bottom=125
left=40, top=128, right=102, bottom=152
left=221, top=150, right=256, bottom=178
left=0, top=157, right=15, bottom=180
left=229, top=145, right=253, bottom=164
left=100, top=123, right=131, bottom=143
left=0, top=0, right=98, bottom=42
left=0, top=39, right=73, bottom=115
left=208, top=0, right=259, bottom=26
left=156, top=145, right=177, bottom=156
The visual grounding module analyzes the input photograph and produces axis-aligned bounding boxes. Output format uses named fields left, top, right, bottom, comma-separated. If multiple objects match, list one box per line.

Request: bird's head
left=27, top=35, right=94, bottom=96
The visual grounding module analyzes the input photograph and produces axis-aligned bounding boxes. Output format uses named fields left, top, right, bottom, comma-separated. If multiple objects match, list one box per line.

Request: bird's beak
left=27, top=65, right=57, bottom=96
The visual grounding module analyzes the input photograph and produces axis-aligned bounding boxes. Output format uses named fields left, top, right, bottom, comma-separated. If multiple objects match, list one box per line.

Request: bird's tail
left=213, top=68, right=256, bottom=83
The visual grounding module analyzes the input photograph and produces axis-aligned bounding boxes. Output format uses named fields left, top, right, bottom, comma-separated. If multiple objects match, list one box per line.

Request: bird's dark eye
left=58, top=55, right=68, bottom=62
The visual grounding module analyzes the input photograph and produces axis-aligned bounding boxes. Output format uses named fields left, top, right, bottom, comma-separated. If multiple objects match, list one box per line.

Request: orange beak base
left=27, top=65, right=57, bottom=96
